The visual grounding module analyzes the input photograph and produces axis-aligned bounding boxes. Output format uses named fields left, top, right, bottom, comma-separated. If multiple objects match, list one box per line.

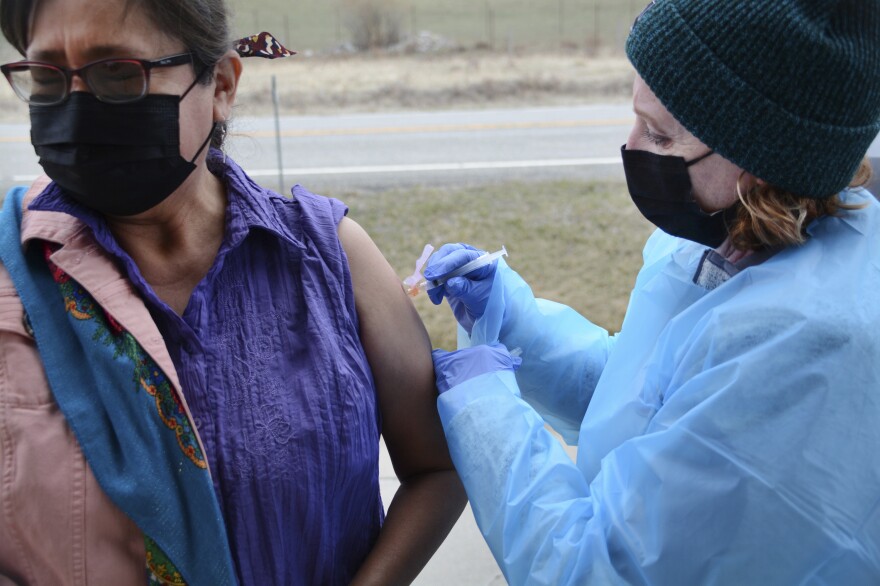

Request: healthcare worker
left=425, top=1, right=880, bottom=584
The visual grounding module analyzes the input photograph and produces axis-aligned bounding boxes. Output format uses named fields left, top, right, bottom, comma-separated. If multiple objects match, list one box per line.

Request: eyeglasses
left=0, top=52, right=194, bottom=106
left=633, top=0, right=657, bottom=29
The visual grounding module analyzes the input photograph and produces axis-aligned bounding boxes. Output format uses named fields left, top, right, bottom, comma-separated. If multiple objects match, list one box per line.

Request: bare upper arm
left=337, top=217, right=453, bottom=478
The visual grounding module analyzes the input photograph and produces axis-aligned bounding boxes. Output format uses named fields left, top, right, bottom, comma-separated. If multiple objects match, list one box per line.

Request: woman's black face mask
left=620, top=144, right=733, bottom=248
left=29, top=81, right=214, bottom=217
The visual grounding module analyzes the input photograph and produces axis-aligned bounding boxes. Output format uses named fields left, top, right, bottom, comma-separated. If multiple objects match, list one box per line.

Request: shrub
left=341, top=0, right=404, bottom=51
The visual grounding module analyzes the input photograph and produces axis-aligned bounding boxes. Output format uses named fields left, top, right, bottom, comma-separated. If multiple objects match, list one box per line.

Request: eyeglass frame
left=0, top=52, right=196, bottom=106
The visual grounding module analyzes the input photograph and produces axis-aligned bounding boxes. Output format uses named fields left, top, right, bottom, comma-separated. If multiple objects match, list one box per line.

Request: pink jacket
left=0, top=180, right=207, bottom=584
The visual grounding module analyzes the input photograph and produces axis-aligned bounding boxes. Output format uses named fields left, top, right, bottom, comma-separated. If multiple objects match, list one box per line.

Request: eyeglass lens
left=6, top=60, right=147, bottom=105
left=86, top=61, right=147, bottom=102
left=6, top=66, right=62, bottom=104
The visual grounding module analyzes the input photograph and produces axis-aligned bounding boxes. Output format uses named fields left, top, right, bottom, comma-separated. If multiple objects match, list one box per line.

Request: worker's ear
left=739, top=172, right=765, bottom=191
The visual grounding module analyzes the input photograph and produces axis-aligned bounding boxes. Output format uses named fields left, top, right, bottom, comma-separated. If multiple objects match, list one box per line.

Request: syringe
left=424, top=246, right=508, bottom=292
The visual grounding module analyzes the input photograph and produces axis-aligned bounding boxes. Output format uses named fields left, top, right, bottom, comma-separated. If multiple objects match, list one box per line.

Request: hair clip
left=234, top=32, right=296, bottom=59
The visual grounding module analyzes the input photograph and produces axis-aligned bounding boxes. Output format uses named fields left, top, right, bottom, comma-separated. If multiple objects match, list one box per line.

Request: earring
left=214, top=120, right=229, bottom=164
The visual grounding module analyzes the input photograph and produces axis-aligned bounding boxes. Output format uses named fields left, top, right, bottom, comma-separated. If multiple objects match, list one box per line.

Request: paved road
left=4, top=105, right=878, bottom=198
left=0, top=105, right=634, bottom=197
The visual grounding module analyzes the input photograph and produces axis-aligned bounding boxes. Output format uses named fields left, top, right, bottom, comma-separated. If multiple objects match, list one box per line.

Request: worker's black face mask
left=29, top=87, right=215, bottom=217
left=621, top=144, right=732, bottom=248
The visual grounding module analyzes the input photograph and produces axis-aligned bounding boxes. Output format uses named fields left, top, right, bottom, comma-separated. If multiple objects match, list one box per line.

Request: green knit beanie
left=626, top=0, right=880, bottom=198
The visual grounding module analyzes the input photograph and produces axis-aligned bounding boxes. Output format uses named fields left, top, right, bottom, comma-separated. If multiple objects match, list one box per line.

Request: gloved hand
left=424, top=243, right=498, bottom=334
left=432, top=343, right=522, bottom=394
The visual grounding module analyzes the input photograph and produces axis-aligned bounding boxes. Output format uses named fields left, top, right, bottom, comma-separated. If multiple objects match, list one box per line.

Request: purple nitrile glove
left=432, top=343, right=522, bottom=394
left=424, top=243, right=498, bottom=334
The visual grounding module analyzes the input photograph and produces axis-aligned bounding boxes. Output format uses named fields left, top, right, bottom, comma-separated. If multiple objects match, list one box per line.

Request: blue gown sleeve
left=438, top=372, right=622, bottom=585
left=461, top=259, right=616, bottom=444
left=438, top=305, right=880, bottom=585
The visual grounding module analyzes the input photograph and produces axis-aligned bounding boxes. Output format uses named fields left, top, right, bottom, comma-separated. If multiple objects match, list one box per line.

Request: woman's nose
left=69, top=72, right=89, bottom=93
left=624, top=125, right=639, bottom=151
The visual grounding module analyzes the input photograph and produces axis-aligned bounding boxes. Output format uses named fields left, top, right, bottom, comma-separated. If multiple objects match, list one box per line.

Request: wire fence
left=237, top=0, right=646, bottom=54
left=0, top=1, right=646, bottom=61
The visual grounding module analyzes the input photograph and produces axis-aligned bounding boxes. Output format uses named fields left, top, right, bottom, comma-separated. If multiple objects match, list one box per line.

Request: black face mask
left=29, top=89, right=215, bottom=217
left=621, top=144, right=733, bottom=248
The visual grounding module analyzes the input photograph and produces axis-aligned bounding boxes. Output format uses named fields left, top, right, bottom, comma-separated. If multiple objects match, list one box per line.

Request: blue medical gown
left=438, top=188, right=880, bottom=585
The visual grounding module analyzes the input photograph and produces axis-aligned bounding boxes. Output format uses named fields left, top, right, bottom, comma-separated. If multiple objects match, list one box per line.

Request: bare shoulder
left=337, top=217, right=402, bottom=294
left=336, top=216, right=429, bottom=357
left=337, top=216, right=452, bottom=476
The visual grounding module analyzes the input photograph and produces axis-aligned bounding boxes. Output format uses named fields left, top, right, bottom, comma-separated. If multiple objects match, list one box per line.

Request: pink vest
left=0, top=179, right=206, bottom=584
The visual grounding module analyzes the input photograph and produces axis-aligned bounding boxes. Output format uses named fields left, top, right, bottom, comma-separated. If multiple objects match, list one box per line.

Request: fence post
left=593, top=3, right=600, bottom=50
left=485, top=1, right=495, bottom=49
left=271, top=75, right=285, bottom=196
left=411, top=4, right=417, bottom=37
left=558, top=0, right=564, bottom=49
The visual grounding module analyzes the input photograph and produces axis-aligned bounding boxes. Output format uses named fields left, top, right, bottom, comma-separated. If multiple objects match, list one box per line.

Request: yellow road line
left=238, top=117, right=635, bottom=138
left=0, top=117, right=635, bottom=143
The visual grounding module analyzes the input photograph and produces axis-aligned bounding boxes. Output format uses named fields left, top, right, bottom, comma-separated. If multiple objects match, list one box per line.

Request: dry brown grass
left=0, top=50, right=633, bottom=122
left=233, top=50, right=633, bottom=117
left=343, top=178, right=654, bottom=350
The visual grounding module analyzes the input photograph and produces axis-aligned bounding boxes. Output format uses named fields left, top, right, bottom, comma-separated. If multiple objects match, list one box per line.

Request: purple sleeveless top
left=30, top=153, right=384, bottom=584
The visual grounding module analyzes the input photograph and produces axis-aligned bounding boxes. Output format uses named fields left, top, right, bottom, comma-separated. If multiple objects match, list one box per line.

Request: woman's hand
left=433, top=343, right=522, bottom=394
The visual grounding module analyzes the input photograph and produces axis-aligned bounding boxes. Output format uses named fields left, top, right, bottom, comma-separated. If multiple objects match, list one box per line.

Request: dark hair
left=1, top=0, right=233, bottom=148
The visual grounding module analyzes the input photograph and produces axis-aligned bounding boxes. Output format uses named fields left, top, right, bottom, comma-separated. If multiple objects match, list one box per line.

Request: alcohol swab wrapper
left=424, top=246, right=508, bottom=292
